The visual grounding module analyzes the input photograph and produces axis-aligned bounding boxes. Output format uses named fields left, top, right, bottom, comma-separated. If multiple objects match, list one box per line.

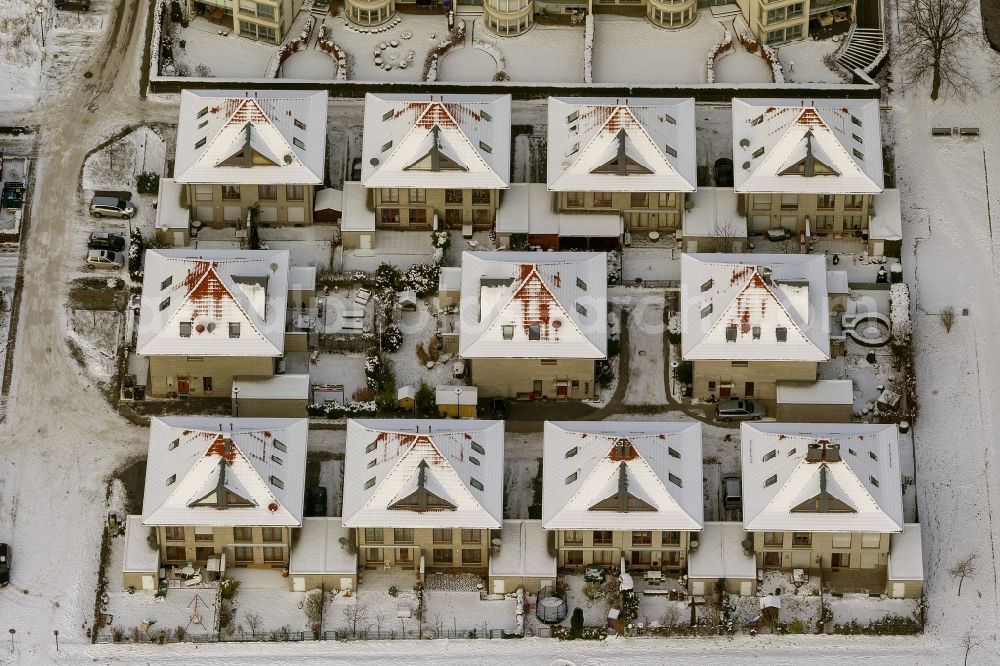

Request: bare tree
left=897, top=0, right=977, bottom=100
left=705, top=221, right=741, bottom=254
left=341, top=602, right=370, bottom=638
left=373, top=610, right=387, bottom=637
left=949, top=554, right=977, bottom=596
left=243, top=611, right=263, bottom=638
left=940, top=306, right=956, bottom=333
left=961, top=630, right=979, bottom=666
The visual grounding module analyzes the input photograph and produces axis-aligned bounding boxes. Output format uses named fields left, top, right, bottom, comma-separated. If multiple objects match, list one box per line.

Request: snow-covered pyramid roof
left=542, top=421, right=703, bottom=531
left=681, top=253, right=830, bottom=362
left=142, top=417, right=308, bottom=527
left=732, top=98, right=883, bottom=194
left=342, top=420, right=504, bottom=529
left=174, top=90, right=327, bottom=185
left=740, top=422, right=903, bottom=533
left=137, top=249, right=289, bottom=357
left=458, top=252, right=608, bottom=359
left=361, top=94, right=511, bottom=190
left=547, top=98, right=696, bottom=192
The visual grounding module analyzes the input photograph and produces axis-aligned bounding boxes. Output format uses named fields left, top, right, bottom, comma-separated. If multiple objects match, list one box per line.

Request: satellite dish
left=739, top=138, right=750, bottom=148
left=283, top=154, right=293, bottom=164
left=370, top=157, right=380, bottom=166
left=742, top=161, right=751, bottom=170
left=206, top=322, right=216, bottom=333
left=561, top=161, right=571, bottom=169
left=270, top=262, right=279, bottom=272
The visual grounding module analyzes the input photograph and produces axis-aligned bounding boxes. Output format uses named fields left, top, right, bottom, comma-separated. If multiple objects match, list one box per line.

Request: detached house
left=456, top=251, right=607, bottom=400
left=542, top=421, right=703, bottom=572
left=681, top=253, right=832, bottom=409
left=342, top=420, right=504, bottom=573
left=732, top=99, right=882, bottom=240
left=741, top=422, right=922, bottom=598
left=137, top=249, right=302, bottom=399
left=171, top=90, right=327, bottom=230
left=545, top=98, right=696, bottom=247
left=354, top=94, right=511, bottom=240
left=139, top=417, right=307, bottom=572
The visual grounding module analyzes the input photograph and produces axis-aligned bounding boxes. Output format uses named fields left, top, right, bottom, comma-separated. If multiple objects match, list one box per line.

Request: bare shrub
left=940, top=306, right=956, bottom=333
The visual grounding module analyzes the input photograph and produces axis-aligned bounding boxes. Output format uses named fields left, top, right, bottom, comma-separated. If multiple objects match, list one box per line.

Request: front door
left=176, top=376, right=190, bottom=396
left=556, top=382, right=568, bottom=398
left=719, top=383, right=732, bottom=398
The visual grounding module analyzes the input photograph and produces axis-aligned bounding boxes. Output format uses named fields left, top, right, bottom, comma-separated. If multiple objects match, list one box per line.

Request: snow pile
left=890, top=282, right=911, bottom=344
left=583, top=14, right=594, bottom=84
left=317, top=26, right=349, bottom=81
left=705, top=31, right=733, bottom=84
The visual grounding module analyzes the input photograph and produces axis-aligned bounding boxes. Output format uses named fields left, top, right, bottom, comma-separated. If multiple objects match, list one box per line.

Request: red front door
left=719, top=384, right=732, bottom=398
left=177, top=377, right=190, bottom=396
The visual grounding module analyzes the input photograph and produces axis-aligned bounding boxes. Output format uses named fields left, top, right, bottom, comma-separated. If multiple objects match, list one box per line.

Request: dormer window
left=752, top=326, right=761, bottom=339
left=750, top=114, right=764, bottom=126
left=481, top=110, right=492, bottom=122
left=665, top=144, right=677, bottom=158
left=293, top=137, right=305, bottom=150
left=382, top=110, right=393, bottom=121
left=528, top=325, right=541, bottom=340
left=159, top=297, right=170, bottom=311
left=566, top=110, right=579, bottom=124
left=577, top=277, right=588, bottom=291
left=161, top=276, right=173, bottom=290
left=479, top=140, right=492, bottom=154
left=229, top=322, right=241, bottom=338
left=776, top=327, right=788, bottom=342
left=294, top=118, right=306, bottom=130
left=575, top=302, right=588, bottom=316
left=701, top=278, right=713, bottom=292
left=726, top=324, right=737, bottom=342
left=502, top=325, right=514, bottom=340
left=700, top=303, right=713, bottom=319
left=179, top=322, right=192, bottom=337
left=664, top=113, right=676, bottom=125
left=270, top=475, right=284, bottom=490
left=169, top=438, right=179, bottom=451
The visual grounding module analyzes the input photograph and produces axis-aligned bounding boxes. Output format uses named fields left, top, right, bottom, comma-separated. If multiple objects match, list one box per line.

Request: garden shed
left=436, top=385, right=478, bottom=418
left=886, top=524, right=924, bottom=599
left=121, top=515, right=160, bottom=592
left=776, top=380, right=853, bottom=422
left=231, top=374, right=310, bottom=418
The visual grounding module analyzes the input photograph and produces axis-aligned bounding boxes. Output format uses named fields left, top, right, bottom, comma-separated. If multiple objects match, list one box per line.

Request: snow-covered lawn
left=327, top=569, right=420, bottom=635
left=388, top=298, right=459, bottom=391
left=425, top=591, right=517, bottom=635
left=621, top=247, right=682, bottom=283
left=562, top=574, right=612, bottom=626
left=227, top=569, right=309, bottom=636
left=310, top=352, right=368, bottom=399
left=592, top=13, right=724, bottom=85
left=437, top=44, right=497, bottom=82
left=622, top=293, right=667, bottom=405
left=775, top=38, right=846, bottom=84
left=259, top=225, right=338, bottom=270
left=326, top=14, right=447, bottom=82
left=471, top=19, right=583, bottom=83
left=713, top=44, right=772, bottom=83
left=171, top=17, right=277, bottom=78
left=338, top=231, right=435, bottom=272
left=67, top=308, right=122, bottom=383
left=827, top=595, right=918, bottom=626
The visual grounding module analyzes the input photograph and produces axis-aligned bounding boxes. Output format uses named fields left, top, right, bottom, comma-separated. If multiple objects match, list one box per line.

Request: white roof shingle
left=142, top=417, right=308, bottom=527
left=342, top=420, right=504, bottom=529
left=732, top=98, right=883, bottom=194
left=740, top=422, right=903, bottom=534
left=174, top=90, right=327, bottom=185
left=458, top=252, right=608, bottom=359
left=548, top=98, right=696, bottom=193
left=137, top=249, right=289, bottom=357
left=681, top=253, right=830, bottom=362
left=361, top=94, right=511, bottom=190
left=542, top=421, right=703, bottom=531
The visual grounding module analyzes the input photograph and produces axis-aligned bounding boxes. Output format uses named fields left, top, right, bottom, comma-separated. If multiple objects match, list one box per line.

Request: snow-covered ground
left=424, top=591, right=517, bottom=635
left=171, top=17, right=277, bottom=78
left=388, top=299, right=458, bottom=390
left=774, top=37, right=845, bottom=84
left=227, top=569, right=310, bottom=636
left=503, top=457, right=539, bottom=520
left=622, top=293, right=667, bottom=405
left=472, top=18, right=583, bottom=83
left=327, top=14, right=446, bottom=82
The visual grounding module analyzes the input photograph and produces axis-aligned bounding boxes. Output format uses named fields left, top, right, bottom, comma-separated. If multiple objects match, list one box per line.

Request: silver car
left=89, top=195, right=136, bottom=219
left=716, top=398, right=766, bottom=422
left=86, top=249, right=124, bottom=269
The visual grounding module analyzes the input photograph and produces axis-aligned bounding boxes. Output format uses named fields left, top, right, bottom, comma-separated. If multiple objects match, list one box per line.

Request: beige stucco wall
left=437, top=403, right=478, bottom=418
left=186, top=184, right=316, bottom=226
left=231, top=0, right=304, bottom=43
left=885, top=578, right=923, bottom=599
left=554, top=529, right=691, bottom=571
left=373, top=188, right=500, bottom=230
left=288, top=572, right=358, bottom=592
left=469, top=358, right=597, bottom=400
left=753, top=531, right=890, bottom=571
left=692, top=359, right=817, bottom=408
left=742, top=193, right=872, bottom=236
left=156, top=525, right=293, bottom=568
left=146, top=355, right=275, bottom=398
left=487, top=574, right=554, bottom=595
left=122, top=570, right=158, bottom=592
left=556, top=191, right=684, bottom=232
left=357, top=527, right=492, bottom=573
left=688, top=576, right=756, bottom=596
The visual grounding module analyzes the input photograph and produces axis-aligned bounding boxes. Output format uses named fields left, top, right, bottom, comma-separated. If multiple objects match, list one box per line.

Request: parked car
left=490, top=398, right=508, bottom=419
left=714, top=158, right=734, bottom=188
left=307, top=486, right=328, bottom=517
left=88, top=231, right=126, bottom=252
left=723, top=476, right=742, bottom=511
left=86, top=249, right=124, bottom=270
left=89, top=195, right=136, bottom=219
left=0, top=543, right=9, bottom=587
left=716, top=398, right=766, bottom=422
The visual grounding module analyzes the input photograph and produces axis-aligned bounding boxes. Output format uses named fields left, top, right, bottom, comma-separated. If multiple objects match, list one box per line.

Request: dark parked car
left=723, top=476, right=742, bottom=511
left=490, top=398, right=508, bottom=419
left=716, top=398, right=766, bottom=422
left=89, top=231, right=126, bottom=252
left=0, top=543, right=9, bottom=587
left=714, top=158, right=734, bottom=188
left=307, top=486, right=328, bottom=517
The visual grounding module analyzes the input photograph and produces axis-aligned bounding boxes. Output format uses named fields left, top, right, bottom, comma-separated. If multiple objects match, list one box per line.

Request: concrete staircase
left=309, top=0, right=330, bottom=18
left=836, top=26, right=886, bottom=73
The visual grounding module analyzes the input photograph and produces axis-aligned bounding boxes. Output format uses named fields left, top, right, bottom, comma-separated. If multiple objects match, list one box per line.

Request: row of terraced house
left=121, top=416, right=922, bottom=600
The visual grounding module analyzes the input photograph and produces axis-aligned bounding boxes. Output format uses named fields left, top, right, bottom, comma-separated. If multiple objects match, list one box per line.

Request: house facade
left=680, top=253, right=835, bottom=410
left=173, top=90, right=327, bottom=228
left=741, top=422, right=922, bottom=597
left=483, top=0, right=534, bottom=36
left=739, top=0, right=857, bottom=45
left=140, top=417, right=308, bottom=570
left=542, top=422, right=703, bottom=572
left=342, top=420, right=504, bottom=573
left=546, top=98, right=696, bottom=248
left=732, top=98, right=883, bottom=239
left=458, top=252, right=608, bottom=400
left=137, top=249, right=297, bottom=398
left=193, top=0, right=304, bottom=44
left=359, top=94, right=511, bottom=236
